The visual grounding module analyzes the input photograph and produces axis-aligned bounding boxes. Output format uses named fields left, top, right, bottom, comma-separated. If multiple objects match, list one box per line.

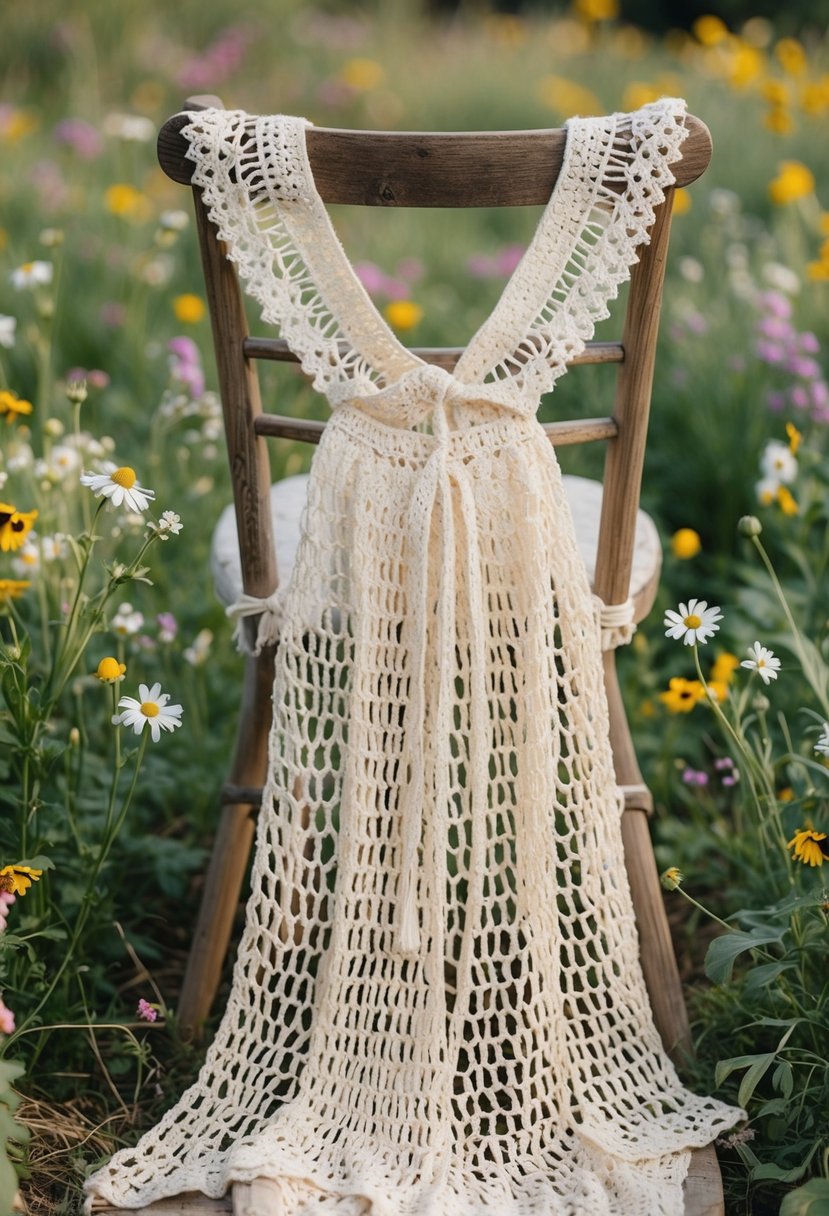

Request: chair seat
left=211, top=473, right=662, bottom=621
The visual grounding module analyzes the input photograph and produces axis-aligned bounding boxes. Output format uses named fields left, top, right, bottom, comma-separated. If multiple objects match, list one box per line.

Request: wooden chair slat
left=243, top=336, right=625, bottom=367
left=158, top=112, right=712, bottom=203
left=252, top=413, right=618, bottom=446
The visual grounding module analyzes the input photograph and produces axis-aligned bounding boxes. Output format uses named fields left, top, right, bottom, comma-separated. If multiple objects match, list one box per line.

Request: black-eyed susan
left=659, top=677, right=706, bottom=714
left=787, top=826, right=829, bottom=867
left=710, top=652, right=740, bottom=684
left=0, top=863, right=43, bottom=895
left=0, top=503, right=38, bottom=552
left=80, top=464, right=155, bottom=512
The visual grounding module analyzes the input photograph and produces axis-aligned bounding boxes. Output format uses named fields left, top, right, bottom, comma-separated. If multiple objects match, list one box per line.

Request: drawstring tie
left=395, top=388, right=489, bottom=960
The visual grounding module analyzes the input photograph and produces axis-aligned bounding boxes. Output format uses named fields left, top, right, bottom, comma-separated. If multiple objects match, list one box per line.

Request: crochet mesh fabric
left=85, top=98, right=744, bottom=1215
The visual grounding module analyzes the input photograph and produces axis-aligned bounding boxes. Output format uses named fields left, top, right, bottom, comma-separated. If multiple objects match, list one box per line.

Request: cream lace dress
left=85, top=97, right=743, bottom=1216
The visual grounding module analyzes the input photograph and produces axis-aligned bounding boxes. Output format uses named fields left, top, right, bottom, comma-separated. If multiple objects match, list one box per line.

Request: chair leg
left=603, top=651, right=692, bottom=1062
left=177, top=649, right=275, bottom=1037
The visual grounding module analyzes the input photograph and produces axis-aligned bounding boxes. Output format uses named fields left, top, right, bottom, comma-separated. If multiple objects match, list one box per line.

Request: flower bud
left=65, top=378, right=87, bottom=405
left=660, top=866, right=684, bottom=891
left=738, top=515, right=762, bottom=537
left=69, top=727, right=81, bottom=746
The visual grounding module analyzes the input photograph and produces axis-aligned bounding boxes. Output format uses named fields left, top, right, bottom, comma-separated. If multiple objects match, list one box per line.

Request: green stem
left=752, top=534, right=829, bottom=719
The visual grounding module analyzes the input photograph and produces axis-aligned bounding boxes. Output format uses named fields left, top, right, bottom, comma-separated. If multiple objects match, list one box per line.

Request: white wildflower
left=113, top=682, right=183, bottom=742
left=664, top=598, right=723, bottom=646
left=740, top=641, right=781, bottom=685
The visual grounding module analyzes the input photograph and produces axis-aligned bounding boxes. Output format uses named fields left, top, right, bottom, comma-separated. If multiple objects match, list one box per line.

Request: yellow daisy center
left=683, top=613, right=702, bottom=629
left=111, top=466, right=137, bottom=488
left=140, top=700, right=160, bottom=718
left=758, top=659, right=766, bottom=667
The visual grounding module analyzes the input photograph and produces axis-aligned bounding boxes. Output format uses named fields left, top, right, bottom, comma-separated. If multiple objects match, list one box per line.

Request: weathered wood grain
left=158, top=111, right=712, bottom=203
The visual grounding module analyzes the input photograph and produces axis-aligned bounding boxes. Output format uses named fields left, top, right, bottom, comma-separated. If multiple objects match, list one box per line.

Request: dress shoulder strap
left=183, top=109, right=416, bottom=405
left=454, top=98, right=689, bottom=402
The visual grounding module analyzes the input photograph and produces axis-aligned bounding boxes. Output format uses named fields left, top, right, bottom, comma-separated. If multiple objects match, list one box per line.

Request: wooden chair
left=116, top=96, right=721, bottom=1216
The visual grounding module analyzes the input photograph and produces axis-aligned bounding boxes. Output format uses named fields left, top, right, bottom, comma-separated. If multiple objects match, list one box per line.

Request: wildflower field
left=1, top=1, right=829, bottom=1212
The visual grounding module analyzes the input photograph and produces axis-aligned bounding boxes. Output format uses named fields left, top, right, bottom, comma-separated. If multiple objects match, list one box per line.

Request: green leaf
left=780, top=1179, right=829, bottom=1216
left=704, top=927, right=785, bottom=985
left=743, top=961, right=794, bottom=996
left=715, top=1051, right=777, bottom=1107
left=772, top=1060, right=794, bottom=1100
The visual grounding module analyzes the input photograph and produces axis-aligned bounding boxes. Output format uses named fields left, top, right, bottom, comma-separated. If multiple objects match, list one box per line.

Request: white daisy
left=0, top=315, right=16, bottom=348
left=111, top=602, right=144, bottom=636
left=815, top=722, right=829, bottom=758
left=9, top=261, right=53, bottom=290
left=113, top=682, right=183, bottom=743
left=156, top=510, right=183, bottom=537
left=79, top=463, right=155, bottom=512
left=761, top=440, right=797, bottom=485
left=664, top=598, right=723, bottom=646
left=740, top=641, right=781, bottom=684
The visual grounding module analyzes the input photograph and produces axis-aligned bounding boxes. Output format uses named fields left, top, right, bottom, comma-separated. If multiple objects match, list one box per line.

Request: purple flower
left=137, top=998, right=158, bottom=1023
left=494, top=244, right=525, bottom=276
left=766, top=390, right=785, bottom=412
left=396, top=258, right=424, bottom=284
left=756, top=315, right=794, bottom=342
left=468, top=253, right=498, bottom=279
left=157, top=612, right=178, bottom=643
left=354, top=262, right=387, bottom=294
left=786, top=355, right=821, bottom=379
left=681, top=767, right=709, bottom=787
left=714, top=757, right=734, bottom=770
left=758, top=290, right=792, bottom=320
left=755, top=340, right=785, bottom=366
left=789, top=384, right=810, bottom=410
left=168, top=336, right=205, bottom=397
left=799, top=331, right=820, bottom=354
left=54, top=118, right=103, bottom=160
left=810, top=380, right=829, bottom=409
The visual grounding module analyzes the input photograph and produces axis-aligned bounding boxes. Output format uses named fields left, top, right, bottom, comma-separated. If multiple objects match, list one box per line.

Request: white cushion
left=211, top=473, right=661, bottom=609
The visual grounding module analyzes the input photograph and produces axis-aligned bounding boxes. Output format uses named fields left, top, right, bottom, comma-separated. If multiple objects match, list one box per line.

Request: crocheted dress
left=86, top=97, right=743, bottom=1216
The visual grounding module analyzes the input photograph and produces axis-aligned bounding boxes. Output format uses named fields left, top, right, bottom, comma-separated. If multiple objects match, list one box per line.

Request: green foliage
left=0, top=1, right=828, bottom=1209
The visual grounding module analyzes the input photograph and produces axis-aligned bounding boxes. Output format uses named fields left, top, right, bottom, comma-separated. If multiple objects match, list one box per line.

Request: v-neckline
left=289, top=114, right=586, bottom=385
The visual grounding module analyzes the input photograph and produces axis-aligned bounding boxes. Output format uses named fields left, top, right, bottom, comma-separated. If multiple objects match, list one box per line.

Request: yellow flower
left=660, top=866, right=683, bottom=890
left=710, top=652, right=740, bottom=684
left=537, top=76, right=601, bottom=117
left=0, top=864, right=43, bottom=896
left=0, top=579, right=30, bottom=605
left=670, top=528, right=701, bottom=560
left=776, top=485, right=798, bottom=516
left=622, top=82, right=662, bottom=110
left=573, top=0, right=619, bottom=21
left=0, top=108, right=38, bottom=143
left=672, top=188, right=691, bottom=216
left=96, top=656, right=127, bottom=683
left=801, top=77, right=829, bottom=117
left=769, top=161, right=815, bottom=206
left=786, top=422, right=802, bottom=455
left=692, top=14, right=729, bottom=46
left=659, top=677, right=706, bottom=714
left=0, top=390, right=33, bottom=424
left=762, top=79, right=791, bottom=106
left=104, top=183, right=153, bottom=222
left=777, top=787, right=794, bottom=802
left=807, top=258, right=829, bottom=282
left=0, top=503, right=38, bottom=552
left=339, top=59, right=385, bottom=92
left=384, top=300, right=423, bottom=332
left=775, top=37, right=807, bottom=76
left=173, top=294, right=206, bottom=324
left=787, top=826, right=828, bottom=867
left=763, top=107, right=794, bottom=136
left=728, top=42, right=765, bottom=89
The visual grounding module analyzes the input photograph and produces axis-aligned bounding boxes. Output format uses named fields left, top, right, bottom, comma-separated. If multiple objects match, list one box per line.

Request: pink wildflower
left=137, top=998, right=158, bottom=1023
left=681, top=767, right=708, bottom=787
left=0, top=997, right=15, bottom=1035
